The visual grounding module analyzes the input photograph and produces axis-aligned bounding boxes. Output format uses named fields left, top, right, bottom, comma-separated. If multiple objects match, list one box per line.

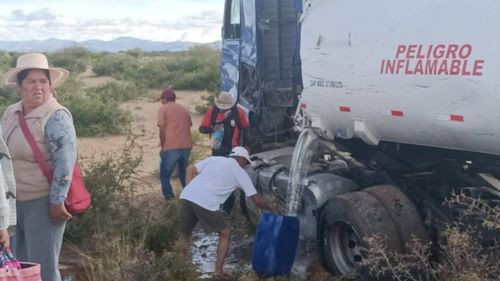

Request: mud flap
left=252, top=211, right=300, bottom=276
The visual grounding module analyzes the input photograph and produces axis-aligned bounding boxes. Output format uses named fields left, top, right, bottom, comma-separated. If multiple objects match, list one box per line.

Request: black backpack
left=210, top=106, right=243, bottom=130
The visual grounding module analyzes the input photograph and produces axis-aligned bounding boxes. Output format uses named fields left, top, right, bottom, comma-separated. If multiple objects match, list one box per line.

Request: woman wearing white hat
left=1, top=53, right=76, bottom=281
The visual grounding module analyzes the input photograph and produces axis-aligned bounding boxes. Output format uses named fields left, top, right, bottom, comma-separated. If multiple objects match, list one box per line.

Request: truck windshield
left=224, top=0, right=241, bottom=39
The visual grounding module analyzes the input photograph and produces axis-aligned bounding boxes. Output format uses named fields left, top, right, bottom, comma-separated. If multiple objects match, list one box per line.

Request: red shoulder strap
left=17, top=112, right=53, bottom=183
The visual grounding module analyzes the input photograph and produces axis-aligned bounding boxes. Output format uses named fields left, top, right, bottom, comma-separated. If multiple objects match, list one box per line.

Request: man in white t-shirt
left=179, top=146, right=278, bottom=278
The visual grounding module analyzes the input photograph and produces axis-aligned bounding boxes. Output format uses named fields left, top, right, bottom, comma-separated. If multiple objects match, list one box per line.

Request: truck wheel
left=318, top=191, right=403, bottom=280
left=318, top=186, right=427, bottom=280
left=362, top=185, right=428, bottom=245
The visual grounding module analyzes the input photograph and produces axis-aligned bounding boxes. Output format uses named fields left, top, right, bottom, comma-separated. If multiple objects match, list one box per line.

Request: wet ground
left=189, top=216, right=322, bottom=280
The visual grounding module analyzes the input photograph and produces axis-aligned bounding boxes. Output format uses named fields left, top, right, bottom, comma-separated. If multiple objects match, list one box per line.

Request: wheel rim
left=328, top=221, right=363, bottom=278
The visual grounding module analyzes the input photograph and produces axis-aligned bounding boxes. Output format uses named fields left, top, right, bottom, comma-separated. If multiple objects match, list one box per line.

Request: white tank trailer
left=300, top=0, right=500, bottom=155
left=221, top=0, right=500, bottom=279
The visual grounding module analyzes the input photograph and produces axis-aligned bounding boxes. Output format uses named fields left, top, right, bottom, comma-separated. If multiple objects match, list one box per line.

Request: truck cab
left=221, top=0, right=303, bottom=148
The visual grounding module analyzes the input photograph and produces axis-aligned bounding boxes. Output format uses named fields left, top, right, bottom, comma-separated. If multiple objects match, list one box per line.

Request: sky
left=0, top=0, right=224, bottom=43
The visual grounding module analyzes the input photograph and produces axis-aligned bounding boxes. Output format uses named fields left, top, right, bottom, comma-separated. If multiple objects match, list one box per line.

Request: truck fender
left=302, top=173, right=360, bottom=214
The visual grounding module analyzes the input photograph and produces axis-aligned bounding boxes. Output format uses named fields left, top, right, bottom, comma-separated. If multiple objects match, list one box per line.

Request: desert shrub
left=91, top=47, right=220, bottom=92
left=160, top=46, right=220, bottom=92
left=0, top=87, right=19, bottom=114
left=92, top=53, right=138, bottom=78
left=362, top=193, right=500, bottom=281
left=55, top=77, right=133, bottom=136
left=56, top=77, right=87, bottom=99
left=0, top=52, right=20, bottom=113
left=188, top=131, right=211, bottom=165
left=0, top=51, right=14, bottom=74
left=65, top=140, right=142, bottom=243
left=83, top=234, right=198, bottom=281
left=86, top=81, right=145, bottom=103
left=64, top=93, right=132, bottom=136
left=364, top=229, right=499, bottom=281
left=124, top=60, right=170, bottom=89
left=67, top=140, right=196, bottom=280
left=66, top=138, right=178, bottom=251
left=195, top=90, right=217, bottom=114
left=447, top=191, right=500, bottom=231
left=47, top=47, right=92, bottom=75
left=125, top=48, right=144, bottom=59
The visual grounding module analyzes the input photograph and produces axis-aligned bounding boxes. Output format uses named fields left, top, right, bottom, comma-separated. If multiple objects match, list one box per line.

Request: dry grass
left=362, top=194, right=500, bottom=281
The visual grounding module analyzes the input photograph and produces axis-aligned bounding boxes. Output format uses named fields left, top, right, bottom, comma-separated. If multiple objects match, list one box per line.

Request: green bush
left=65, top=141, right=142, bottom=243
left=83, top=235, right=198, bottom=281
left=47, top=47, right=92, bottom=75
left=92, top=53, right=138, bottom=78
left=56, top=77, right=87, bottom=100
left=56, top=77, right=133, bottom=137
left=125, top=48, right=144, bottom=59
left=66, top=140, right=198, bottom=281
left=66, top=94, right=132, bottom=136
left=0, top=51, right=14, bottom=74
left=0, top=88, right=19, bottom=115
left=91, top=47, right=220, bottom=92
left=86, top=81, right=145, bottom=103
left=124, top=60, right=171, bottom=89
left=195, top=90, right=217, bottom=114
left=0, top=52, right=20, bottom=114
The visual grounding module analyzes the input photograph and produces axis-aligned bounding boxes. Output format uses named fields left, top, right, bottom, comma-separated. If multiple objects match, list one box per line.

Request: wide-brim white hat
left=215, top=91, right=236, bottom=110
left=1, top=53, right=69, bottom=89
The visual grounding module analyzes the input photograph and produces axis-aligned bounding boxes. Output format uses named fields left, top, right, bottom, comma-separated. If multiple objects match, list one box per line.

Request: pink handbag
left=17, top=112, right=91, bottom=214
left=0, top=262, right=41, bottom=281
left=0, top=249, right=41, bottom=281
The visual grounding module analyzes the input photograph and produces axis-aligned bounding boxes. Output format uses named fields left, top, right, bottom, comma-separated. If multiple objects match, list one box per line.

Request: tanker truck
left=220, top=0, right=500, bottom=279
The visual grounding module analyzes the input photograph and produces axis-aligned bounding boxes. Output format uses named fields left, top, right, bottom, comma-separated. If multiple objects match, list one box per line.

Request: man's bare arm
left=159, top=127, right=165, bottom=151
left=186, top=165, right=198, bottom=184
left=250, top=194, right=280, bottom=213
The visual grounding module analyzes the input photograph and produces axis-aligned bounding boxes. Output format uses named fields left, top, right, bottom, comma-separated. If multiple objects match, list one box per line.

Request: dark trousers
left=211, top=146, right=232, bottom=157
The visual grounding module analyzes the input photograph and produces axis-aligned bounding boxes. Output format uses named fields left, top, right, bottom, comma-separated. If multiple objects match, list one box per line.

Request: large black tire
left=318, top=191, right=401, bottom=280
left=318, top=185, right=427, bottom=280
left=362, top=185, right=428, bottom=246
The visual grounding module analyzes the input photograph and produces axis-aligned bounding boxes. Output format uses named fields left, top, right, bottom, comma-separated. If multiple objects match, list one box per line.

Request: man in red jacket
left=199, top=92, right=249, bottom=157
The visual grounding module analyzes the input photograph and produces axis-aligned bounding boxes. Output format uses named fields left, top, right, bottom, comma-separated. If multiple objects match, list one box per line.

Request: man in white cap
left=179, top=146, right=278, bottom=279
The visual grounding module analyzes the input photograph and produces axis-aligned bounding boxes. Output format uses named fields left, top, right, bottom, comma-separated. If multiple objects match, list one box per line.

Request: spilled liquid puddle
left=190, top=228, right=317, bottom=279
left=190, top=229, right=253, bottom=278
left=191, top=231, right=219, bottom=278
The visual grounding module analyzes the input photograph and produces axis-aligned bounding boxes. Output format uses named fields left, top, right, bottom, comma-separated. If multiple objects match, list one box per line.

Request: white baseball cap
left=229, top=146, right=252, bottom=164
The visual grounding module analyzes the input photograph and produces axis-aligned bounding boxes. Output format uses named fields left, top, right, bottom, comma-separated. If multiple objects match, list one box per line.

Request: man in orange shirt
left=158, top=88, right=192, bottom=200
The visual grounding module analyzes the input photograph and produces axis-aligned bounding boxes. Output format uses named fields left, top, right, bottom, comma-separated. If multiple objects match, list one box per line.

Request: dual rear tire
left=318, top=185, right=427, bottom=280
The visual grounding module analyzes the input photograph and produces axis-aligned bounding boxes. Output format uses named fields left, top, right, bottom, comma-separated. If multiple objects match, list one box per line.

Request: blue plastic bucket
left=252, top=211, right=300, bottom=276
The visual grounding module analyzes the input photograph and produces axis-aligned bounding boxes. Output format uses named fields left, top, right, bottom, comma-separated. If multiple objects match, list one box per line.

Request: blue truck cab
left=221, top=0, right=303, bottom=148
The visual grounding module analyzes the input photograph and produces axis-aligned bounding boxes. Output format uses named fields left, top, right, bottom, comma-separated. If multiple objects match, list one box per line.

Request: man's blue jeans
left=160, top=148, right=191, bottom=199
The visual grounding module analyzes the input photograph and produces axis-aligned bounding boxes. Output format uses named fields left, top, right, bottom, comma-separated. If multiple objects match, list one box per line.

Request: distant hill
left=0, top=37, right=222, bottom=52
